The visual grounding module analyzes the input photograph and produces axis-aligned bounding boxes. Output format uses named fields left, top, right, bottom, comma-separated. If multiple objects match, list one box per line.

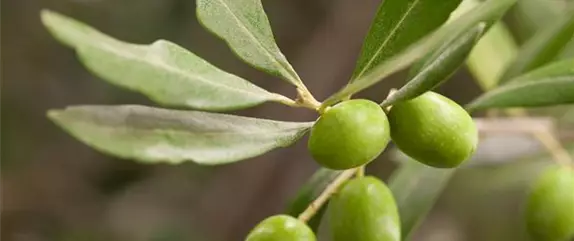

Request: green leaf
left=351, top=0, right=463, bottom=81
left=41, top=10, right=289, bottom=111
left=321, top=0, right=517, bottom=108
left=48, top=105, right=313, bottom=165
left=513, top=0, right=565, bottom=39
left=381, top=23, right=485, bottom=107
left=285, top=168, right=342, bottom=232
left=466, top=21, right=518, bottom=90
left=467, top=59, right=574, bottom=111
left=196, top=0, right=302, bottom=86
left=388, top=161, right=455, bottom=240
left=500, top=8, right=574, bottom=82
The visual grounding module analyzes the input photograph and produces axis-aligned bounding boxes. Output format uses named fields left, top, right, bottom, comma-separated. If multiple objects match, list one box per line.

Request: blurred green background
left=2, top=0, right=573, bottom=240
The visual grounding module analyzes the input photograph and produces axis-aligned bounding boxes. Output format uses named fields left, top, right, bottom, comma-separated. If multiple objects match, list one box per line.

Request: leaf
left=351, top=0, right=463, bottom=81
left=196, top=0, right=302, bottom=86
left=513, top=0, right=564, bottom=39
left=466, top=59, right=574, bottom=111
left=388, top=160, right=455, bottom=240
left=48, top=105, right=313, bottom=165
left=321, top=0, right=518, bottom=108
left=500, top=9, right=574, bottom=82
left=466, top=21, right=518, bottom=90
left=381, top=23, right=485, bottom=107
left=285, top=168, right=342, bottom=232
left=41, top=10, right=290, bottom=111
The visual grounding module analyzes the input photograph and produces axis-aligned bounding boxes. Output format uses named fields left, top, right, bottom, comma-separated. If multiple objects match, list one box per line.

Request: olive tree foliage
left=41, top=0, right=573, bottom=240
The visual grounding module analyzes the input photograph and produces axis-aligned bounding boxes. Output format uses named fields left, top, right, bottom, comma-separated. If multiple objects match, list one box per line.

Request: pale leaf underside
left=49, top=105, right=313, bottom=165
left=41, top=10, right=287, bottom=111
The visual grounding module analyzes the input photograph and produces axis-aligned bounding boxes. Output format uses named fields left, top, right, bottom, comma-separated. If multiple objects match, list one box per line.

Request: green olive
left=526, top=165, right=574, bottom=241
left=388, top=91, right=477, bottom=168
left=328, top=176, right=400, bottom=241
left=308, top=99, right=390, bottom=170
left=245, top=215, right=316, bottom=241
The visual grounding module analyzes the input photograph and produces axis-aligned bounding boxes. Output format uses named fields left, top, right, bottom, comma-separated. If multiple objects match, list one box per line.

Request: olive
left=388, top=91, right=477, bottom=168
left=245, top=215, right=316, bottom=241
left=526, top=165, right=574, bottom=241
left=308, top=99, right=390, bottom=170
left=328, top=176, right=400, bottom=241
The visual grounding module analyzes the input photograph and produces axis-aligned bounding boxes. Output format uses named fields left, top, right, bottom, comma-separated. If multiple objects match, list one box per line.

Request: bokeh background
left=2, top=0, right=573, bottom=240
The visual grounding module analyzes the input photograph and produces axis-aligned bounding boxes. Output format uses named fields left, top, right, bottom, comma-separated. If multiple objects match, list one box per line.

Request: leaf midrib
left=70, top=117, right=311, bottom=138
left=356, top=0, right=422, bottom=79
left=213, top=0, right=300, bottom=84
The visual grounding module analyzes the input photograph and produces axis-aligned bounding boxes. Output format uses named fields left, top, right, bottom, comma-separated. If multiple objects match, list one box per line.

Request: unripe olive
left=328, top=176, right=400, bottom=241
left=526, top=166, right=574, bottom=241
left=388, top=91, right=477, bottom=168
left=245, top=215, right=316, bottom=241
left=308, top=99, right=390, bottom=170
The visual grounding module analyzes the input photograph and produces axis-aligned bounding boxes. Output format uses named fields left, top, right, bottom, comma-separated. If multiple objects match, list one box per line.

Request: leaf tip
left=464, top=102, right=479, bottom=113
left=40, top=9, right=61, bottom=28
left=40, top=9, right=53, bottom=19
left=46, top=109, right=64, bottom=123
left=39, top=9, right=91, bottom=49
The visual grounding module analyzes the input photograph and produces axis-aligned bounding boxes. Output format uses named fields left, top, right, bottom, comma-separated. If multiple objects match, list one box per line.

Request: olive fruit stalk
left=308, top=99, right=391, bottom=170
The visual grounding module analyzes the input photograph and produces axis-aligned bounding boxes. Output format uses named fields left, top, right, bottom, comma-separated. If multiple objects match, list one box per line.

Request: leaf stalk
left=295, top=87, right=322, bottom=112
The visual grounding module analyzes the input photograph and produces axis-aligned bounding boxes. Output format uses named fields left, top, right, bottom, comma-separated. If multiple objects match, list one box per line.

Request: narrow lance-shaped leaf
left=388, top=160, right=455, bottom=240
left=466, top=59, right=574, bottom=111
left=285, top=168, right=342, bottom=232
left=321, top=0, right=517, bottom=108
left=351, top=0, right=463, bottom=81
left=404, top=0, right=478, bottom=81
left=466, top=21, right=518, bottom=90
left=381, top=23, right=485, bottom=107
left=196, top=0, right=302, bottom=86
left=459, top=0, right=519, bottom=90
left=500, top=8, right=574, bottom=82
left=41, top=10, right=290, bottom=111
left=48, top=105, right=313, bottom=165
left=513, top=0, right=564, bottom=38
